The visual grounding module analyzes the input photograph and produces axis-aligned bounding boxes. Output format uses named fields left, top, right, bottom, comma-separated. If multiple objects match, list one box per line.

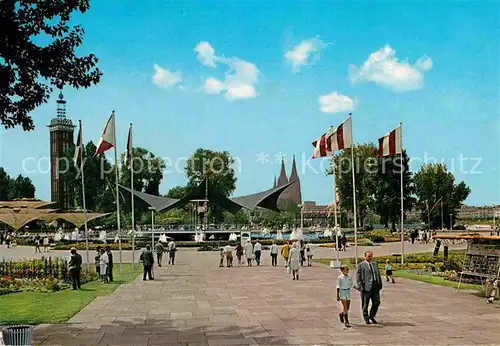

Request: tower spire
left=288, top=155, right=302, bottom=204
left=277, top=157, right=288, bottom=187
left=273, top=175, right=277, bottom=188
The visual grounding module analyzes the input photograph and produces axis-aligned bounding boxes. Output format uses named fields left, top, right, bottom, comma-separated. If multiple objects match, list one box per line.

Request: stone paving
left=30, top=247, right=500, bottom=346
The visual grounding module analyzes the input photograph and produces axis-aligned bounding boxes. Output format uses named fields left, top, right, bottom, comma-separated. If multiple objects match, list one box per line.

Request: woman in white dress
left=289, top=242, right=300, bottom=280
left=244, top=240, right=253, bottom=267
left=99, top=248, right=109, bottom=283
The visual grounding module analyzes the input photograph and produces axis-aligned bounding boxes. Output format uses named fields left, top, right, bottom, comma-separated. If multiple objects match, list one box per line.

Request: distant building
left=47, top=91, right=75, bottom=210
left=458, top=204, right=500, bottom=219
left=273, top=156, right=302, bottom=206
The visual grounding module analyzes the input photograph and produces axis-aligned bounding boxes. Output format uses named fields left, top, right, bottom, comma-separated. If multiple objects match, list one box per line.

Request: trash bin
left=2, top=325, right=33, bottom=346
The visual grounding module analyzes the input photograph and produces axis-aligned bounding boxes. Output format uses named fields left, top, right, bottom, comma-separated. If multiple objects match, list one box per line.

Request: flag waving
left=95, top=112, right=116, bottom=155
left=311, top=116, right=352, bottom=159
left=74, top=122, right=83, bottom=168
left=124, top=124, right=133, bottom=168
left=377, top=124, right=402, bottom=157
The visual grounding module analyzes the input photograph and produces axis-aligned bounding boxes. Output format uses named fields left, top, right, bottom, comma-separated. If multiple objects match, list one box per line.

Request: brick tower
left=47, top=90, right=75, bottom=210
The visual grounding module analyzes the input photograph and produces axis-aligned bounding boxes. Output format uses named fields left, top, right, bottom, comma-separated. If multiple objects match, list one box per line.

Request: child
left=385, top=259, right=395, bottom=283
left=336, top=265, right=353, bottom=328
left=306, top=242, right=313, bottom=267
left=219, top=248, right=225, bottom=267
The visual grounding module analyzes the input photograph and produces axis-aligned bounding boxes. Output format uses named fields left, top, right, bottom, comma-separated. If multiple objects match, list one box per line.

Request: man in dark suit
left=105, top=245, right=113, bottom=282
left=356, top=251, right=383, bottom=324
left=140, top=245, right=155, bottom=281
left=68, top=247, right=83, bottom=290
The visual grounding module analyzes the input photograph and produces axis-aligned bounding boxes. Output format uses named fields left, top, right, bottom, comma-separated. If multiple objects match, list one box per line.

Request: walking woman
left=244, top=240, right=253, bottom=267
left=289, top=243, right=301, bottom=280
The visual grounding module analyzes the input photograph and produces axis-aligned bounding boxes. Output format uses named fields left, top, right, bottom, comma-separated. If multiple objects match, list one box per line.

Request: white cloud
left=204, top=77, right=225, bottom=94
left=195, top=42, right=260, bottom=100
left=194, top=41, right=217, bottom=67
left=152, top=64, right=182, bottom=89
left=349, top=45, right=433, bottom=92
left=285, top=38, right=327, bottom=73
left=319, top=92, right=355, bottom=114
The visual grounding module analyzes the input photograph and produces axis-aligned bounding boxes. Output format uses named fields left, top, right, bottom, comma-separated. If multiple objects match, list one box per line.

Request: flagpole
left=111, top=110, right=123, bottom=272
left=400, top=122, right=404, bottom=265
left=79, top=120, right=90, bottom=269
left=130, top=123, right=135, bottom=269
left=332, top=159, right=340, bottom=263
left=349, top=114, right=359, bottom=267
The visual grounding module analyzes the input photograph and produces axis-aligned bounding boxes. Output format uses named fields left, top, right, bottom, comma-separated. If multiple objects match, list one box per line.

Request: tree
left=10, top=174, right=36, bottom=199
left=1, top=0, right=102, bottom=130
left=0, top=168, right=12, bottom=200
left=59, top=141, right=114, bottom=212
left=332, top=143, right=378, bottom=228
left=165, top=185, right=189, bottom=199
left=185, top=148, right=237, bottom=223
left=414, top=163, right=471, bottom=229
left=119, top=147, right=165, bottom=220
left=374, top=150, right=415, bottom=232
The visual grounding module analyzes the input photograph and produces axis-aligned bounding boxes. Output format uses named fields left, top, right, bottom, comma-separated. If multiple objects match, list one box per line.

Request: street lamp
left=149, top=207, right=155, bottom=248
left=449, top=214, right=453, bottom=231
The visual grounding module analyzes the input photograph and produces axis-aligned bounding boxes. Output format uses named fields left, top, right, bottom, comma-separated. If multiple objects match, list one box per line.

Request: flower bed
left=0, top=258, right=97, bottom=295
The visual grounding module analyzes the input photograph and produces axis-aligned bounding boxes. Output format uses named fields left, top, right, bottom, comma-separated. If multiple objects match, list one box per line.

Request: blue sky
left=1, top=1, right=499, bottom=206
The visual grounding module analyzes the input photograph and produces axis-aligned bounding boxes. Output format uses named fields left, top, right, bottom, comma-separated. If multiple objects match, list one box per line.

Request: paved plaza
left=14, top=244, right=496, bottom=346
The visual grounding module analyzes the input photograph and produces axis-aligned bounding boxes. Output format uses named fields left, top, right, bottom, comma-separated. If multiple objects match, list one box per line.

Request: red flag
left=311, top=116, right=352, bottom=159
left=377, top=125, right=402, bottom=157
left=124, top=125, right=132, bottom=168
left=95, top=112, right=116, bottom=155
left=74, top=122, right=83, bottom=167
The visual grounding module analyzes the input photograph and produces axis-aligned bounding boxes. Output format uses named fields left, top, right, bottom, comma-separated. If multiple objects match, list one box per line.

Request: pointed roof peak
left=277, top=157, right=288, bottom=186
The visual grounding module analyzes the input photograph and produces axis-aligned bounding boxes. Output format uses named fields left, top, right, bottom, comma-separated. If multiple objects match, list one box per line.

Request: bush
left=365, top=229, right=392, bottom=243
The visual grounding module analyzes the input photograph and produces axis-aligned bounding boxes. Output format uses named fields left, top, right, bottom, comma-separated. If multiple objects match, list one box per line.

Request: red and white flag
left=74, top=122, right=83, bottom=167
left=311, top=116, right=352, bottom=159
left=124, top=124, right=132, bottom=168
left=377, top=125, right=402, bottom=157
left=95, top=112, right=116, bottom=155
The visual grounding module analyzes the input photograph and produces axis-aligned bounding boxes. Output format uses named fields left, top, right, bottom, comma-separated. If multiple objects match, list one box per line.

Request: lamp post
left=449, top=213, right=453, bottom=231
left=149, top=207, right=155, bottom=248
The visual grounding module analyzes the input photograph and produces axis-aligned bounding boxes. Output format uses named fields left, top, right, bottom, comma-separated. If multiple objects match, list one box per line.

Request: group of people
left=34, top=234, right=50, bottom=253
left=138, top=239, right=177, bottom=281
left=94, top=246, right=114, bottom=283
left=218, top=240, right=314, bottom=281
left=0, top=232, right=13, bottom=248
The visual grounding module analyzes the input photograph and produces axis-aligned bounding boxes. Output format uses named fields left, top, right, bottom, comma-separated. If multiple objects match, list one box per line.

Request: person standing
left=289, top=243, right=300, bottom=280
left=281, top=242, right=290, bottom=267
left=244, top=240, right=253, bottom=266
left=105, top=246, right=113, bottom=282
left=299, top=240, right=305, bottom=266
left=270, top=241, right=279, bottom=267
left=68, top=247, right=83, bottom=290
left=140, top=245, right=155, bottom=280
left=43, top=235, right=49, bottom=252
left=95, top=246, right=102, bottom=278
left=356, top=251, right=383, bottom=324
left=99, top=248, right=109, bottom=283
left=224, top=243, right=233, bottom=267
left=254, top=241, right=262, bottom=266
left=337, top=264, right=354, bottom=328
left=34, top=235, right=41, bottom=253
left=167, top=239, right=176, bottom=265
left=385, top=259, right=395, bottom=283
left=341, top=235, right=347, bottom=251
left=235, top=243, right=243, bottom=266
left=155, top=241, right=165, bottom=267
left=306, top=242, right=313, bottom=267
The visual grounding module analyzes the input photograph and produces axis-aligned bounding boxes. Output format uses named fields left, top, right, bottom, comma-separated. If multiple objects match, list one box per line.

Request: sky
left=1, top=1, right=499, bottom=207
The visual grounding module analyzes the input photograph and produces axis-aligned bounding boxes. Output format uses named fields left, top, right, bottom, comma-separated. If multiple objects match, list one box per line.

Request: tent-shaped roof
left=119, top=181, right=293, bottom=214
left=0, top=212, right=109, bottom=230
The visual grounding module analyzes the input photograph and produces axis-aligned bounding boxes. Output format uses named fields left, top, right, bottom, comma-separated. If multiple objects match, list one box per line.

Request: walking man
left=155, top=241, right=165, bottom=267
left=140, top=245, right=155, bottom=280
left=68, top=247, right=82, bottom=290
left=356, top=251, right=383, bottom=324
left=270, top=241, right=278, bottom=266
left=254, top=241, right=262, bottom=266
left=167, top=239, right=176, bottom=265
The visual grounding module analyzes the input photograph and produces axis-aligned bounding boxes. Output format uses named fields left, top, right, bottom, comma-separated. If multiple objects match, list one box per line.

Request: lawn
left=0, top=264, right=141, bottom=325
left=314, top=249, right=482, bottom=292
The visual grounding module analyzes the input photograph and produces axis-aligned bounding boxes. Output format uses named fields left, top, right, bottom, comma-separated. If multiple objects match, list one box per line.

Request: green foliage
left=59, top=141, right=114, bottom=212
left=0, top=0, right=101, bottom=130
left=365, top=229, right=392, bottom=243
left=414, top=164, right=471, bottom=229
left=374, top=150, right=415, bottom=231
left=165, top=185, right=189, bottom=199
left=185, top=148, right=237, bottom=223
left=0, top=168, right=36, bottom=200
left=332, top=143, right=378, bottom=228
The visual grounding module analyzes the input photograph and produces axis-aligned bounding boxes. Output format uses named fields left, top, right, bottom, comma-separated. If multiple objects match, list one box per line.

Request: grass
left=314, top=249, right=482, bottom=292
left=0, top=264, right=141, bottom=325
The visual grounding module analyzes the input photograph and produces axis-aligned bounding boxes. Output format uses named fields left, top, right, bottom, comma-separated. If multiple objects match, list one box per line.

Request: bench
left=392, top=253, right=402, bottom=259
